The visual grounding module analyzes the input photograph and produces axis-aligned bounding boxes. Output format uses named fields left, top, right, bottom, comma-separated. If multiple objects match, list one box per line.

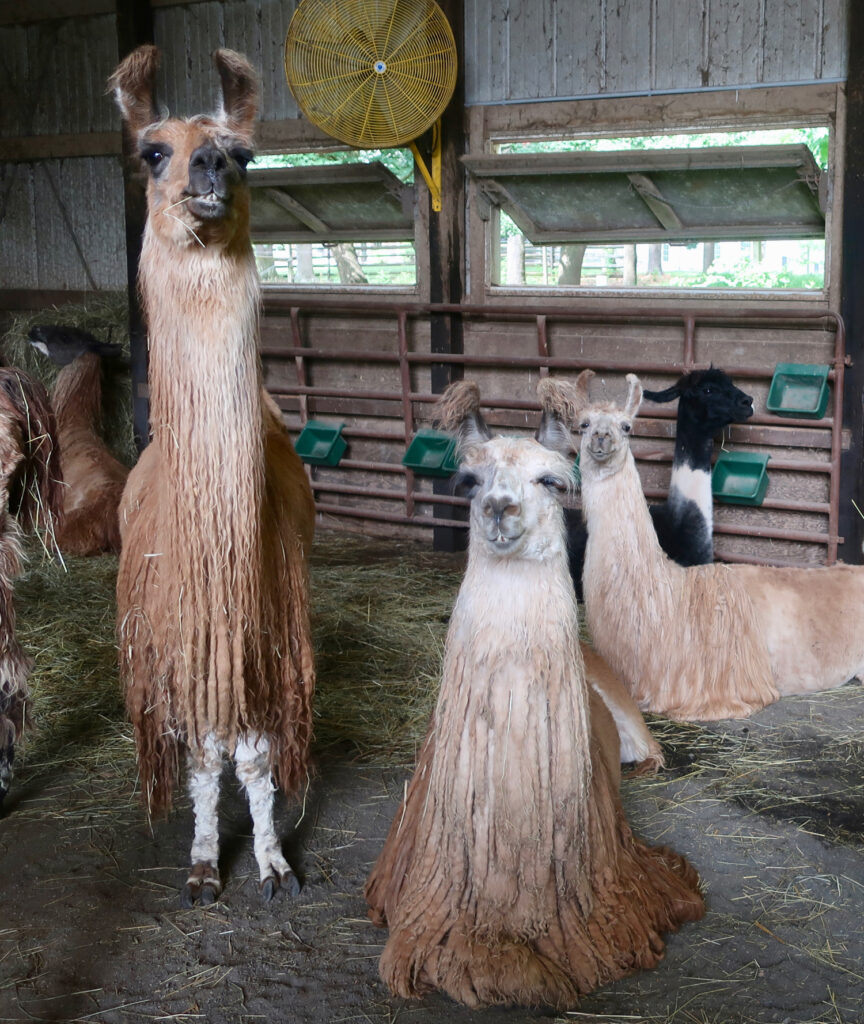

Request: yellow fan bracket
left=284, top=0, right=457, bottom=212
left=410, top=121, right=442, bottom=212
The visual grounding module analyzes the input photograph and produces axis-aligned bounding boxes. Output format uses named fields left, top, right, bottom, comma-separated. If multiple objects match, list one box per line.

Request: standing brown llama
left=365, top=381, right=704, bottom=1009
left=109, top=46, right=315, bottom=904
left=28, top=325, right=129, bottom=555
left=0, top=368, right=62, bottom=813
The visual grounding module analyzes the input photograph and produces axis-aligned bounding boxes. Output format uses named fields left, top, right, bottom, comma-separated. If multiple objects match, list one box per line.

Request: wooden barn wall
left=465, top=0, right=848, bottom=104
left=0, top=10, right=126, bottom=295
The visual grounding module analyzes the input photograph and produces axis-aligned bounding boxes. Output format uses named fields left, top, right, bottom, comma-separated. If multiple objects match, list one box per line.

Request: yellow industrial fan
left=284, top=0, right=458, bottom=211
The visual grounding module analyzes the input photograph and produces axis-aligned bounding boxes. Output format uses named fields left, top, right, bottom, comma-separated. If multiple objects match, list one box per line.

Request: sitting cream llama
left=109, top=46, right=315, bottom=904
left=366, top=381, right=704, bottom=1010
left=541, top=370, right=864, bottom=721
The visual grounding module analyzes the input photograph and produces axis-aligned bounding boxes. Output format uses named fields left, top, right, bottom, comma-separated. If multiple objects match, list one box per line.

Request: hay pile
left=11, top=533, right=463, bottom=802
left=0, top=292, right=136, bottom=467
left=9, top=530, right=864, bottom=850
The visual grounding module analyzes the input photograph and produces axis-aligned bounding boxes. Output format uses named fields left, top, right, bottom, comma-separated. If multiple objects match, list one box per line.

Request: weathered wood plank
left=553, top=0, right=605, bottom=97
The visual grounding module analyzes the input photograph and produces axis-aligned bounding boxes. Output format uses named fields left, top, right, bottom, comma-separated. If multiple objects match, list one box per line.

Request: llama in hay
left=543, top=370, right=864, bottom=721
left=0, top=369, right=62, bottom=813
left=563, top=367, right=753, bottom=599
left=365, top=381, right=704, bottom=1009
left=28, top=325, right=129, bottom=556
left=109, top=46, right=315, bottom=903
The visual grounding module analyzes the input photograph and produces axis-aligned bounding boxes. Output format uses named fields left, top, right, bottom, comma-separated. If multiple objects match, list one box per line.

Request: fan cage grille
left=285, top=0, right=458, bottom=149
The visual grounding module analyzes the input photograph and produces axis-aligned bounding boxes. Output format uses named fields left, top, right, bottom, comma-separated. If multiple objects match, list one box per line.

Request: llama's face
left=110, top=46, right=258, bottom=248
left=136, top=118, right=253, bottom=245
left=455, top=437, right=572, bottom=560
left=575, top=402, right=636, bottom=475
left=644, top=368, right=753, bottom=434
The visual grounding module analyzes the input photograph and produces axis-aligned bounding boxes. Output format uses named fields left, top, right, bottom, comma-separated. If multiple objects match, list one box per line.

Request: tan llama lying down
left=366, top=381, right=704, bottom=1010
left=28, top=325, right=129, bottom=556
left=540, top=370, right=864, bottom=721
left=109, top=46, right=315, bottom=904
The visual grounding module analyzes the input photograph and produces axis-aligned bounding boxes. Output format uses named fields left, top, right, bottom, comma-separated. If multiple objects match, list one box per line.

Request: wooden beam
left=262, top=188, right=331, bottom=234
left=116, top=0, right=154, bottom=453
left=0, top=0, right=113, bottom=25
left=839, top=5, right=864, bottom=564
left=627, top=173, right=684, bottom=231
left=427, top=0, right=465, bottom=552
left=0, top=132, right=122, bottom=162
left=0, top=289, right=103, bottom=311
left=478, top=83, right=841, bottom=139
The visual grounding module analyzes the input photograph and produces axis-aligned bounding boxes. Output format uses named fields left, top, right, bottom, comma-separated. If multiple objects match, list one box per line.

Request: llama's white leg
left=234, top=732, right=299, bottom=902
left=183, top=732, right=224, bottom=907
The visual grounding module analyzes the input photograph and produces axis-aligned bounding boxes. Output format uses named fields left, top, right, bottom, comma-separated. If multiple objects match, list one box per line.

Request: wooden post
left=839, top=4, right=864, bottom=563
left=115, top=0, right=154, bottom=452
left=429, top=0, right=466, bottom=551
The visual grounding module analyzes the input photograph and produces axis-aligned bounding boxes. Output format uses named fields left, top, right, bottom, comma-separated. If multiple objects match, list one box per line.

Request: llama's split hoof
left=181, top=863, right=221, bottom=907
left=260, top=869, right=300, bottom=903
left=180, top=879, right=221, bottom=908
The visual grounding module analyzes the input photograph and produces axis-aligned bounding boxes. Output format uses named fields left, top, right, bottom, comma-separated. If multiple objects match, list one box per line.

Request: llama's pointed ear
left=108, top=45, right=161, bottom=136
left=624, top=374, right=644, bottom=418
left=435, top=380, right=491, bottom=450
left=572, top=369, right=594, bottom=410
left=642, top=382, right=680, bottom=404
left=213, top=49, right=258, bottom=138
left=536, top=378, right=576, bottom=454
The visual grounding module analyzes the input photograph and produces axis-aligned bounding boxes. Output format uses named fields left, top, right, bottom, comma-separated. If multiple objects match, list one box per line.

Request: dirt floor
left=1, top=532, right=864, bottom=1024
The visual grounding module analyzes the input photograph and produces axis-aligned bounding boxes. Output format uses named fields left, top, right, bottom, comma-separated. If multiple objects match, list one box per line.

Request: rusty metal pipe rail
left=264, top=298, right=845, bottom=563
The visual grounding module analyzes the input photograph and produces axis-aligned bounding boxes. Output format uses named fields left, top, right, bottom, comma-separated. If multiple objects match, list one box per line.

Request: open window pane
left=251, top=150, right=417, bottom=287
left=473, top=128, right=828, bottom=292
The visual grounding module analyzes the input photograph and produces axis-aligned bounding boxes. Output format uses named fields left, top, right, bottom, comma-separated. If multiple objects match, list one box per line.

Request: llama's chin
left=587, top=447, right=617, bottom=464
left=484, top=531, right=525, bottom=555
left=187, top=194, right=230, bottom=220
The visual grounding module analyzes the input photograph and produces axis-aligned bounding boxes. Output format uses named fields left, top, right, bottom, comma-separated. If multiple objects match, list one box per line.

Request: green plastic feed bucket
left=712, top=451, right=770, bottom=506
left=295, top=420, right=347, bottom=466
left=766, top=363, right=830, bottom=419
left=402, top=429, right=458, bottom=477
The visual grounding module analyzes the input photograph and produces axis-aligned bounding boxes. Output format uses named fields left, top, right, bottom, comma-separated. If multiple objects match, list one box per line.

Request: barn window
left=467, top=128, right=829, bottom=293
left=250, top=150, right=417, bottom=287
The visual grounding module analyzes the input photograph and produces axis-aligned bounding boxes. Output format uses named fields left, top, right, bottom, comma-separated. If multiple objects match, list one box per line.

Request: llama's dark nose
left=481, top=495, right=520, bottom=524
left=188, top=145, right=231, bottom=196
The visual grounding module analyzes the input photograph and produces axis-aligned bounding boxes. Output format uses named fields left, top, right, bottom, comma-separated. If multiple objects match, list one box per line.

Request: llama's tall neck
left=138, top=225, right=264, bottom=737
left=581, top=450, right=670, bottom=585
left=140, top=230, right=263, bottom=476
left=672, top=414, right=715, bottom=472
left=668, top=419, right=715, bottom=528
left=446, top=532, right=595, bottom=917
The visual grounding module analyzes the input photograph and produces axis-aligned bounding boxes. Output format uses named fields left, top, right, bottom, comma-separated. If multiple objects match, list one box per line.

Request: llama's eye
left=538, top=475, right=567, bottom=493
left=622, top=422, right=632, bottom=433
left=140, top=144, right=172, bottom=172
left=453, top=470, right=481, bottom=497
left=230, top=147, right=254, bottom=172
left=579, top=420, right=590, bottom=431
